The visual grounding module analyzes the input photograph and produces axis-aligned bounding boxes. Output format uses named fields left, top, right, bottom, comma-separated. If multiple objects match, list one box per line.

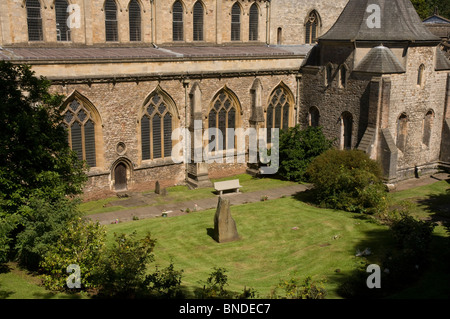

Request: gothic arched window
left=141, top=93, right=174, bottom=160
left=193, top=1, right=204, bottom=41
left=62, top=99, right=98, bottom=168
left=105, top=0, right=118, bottom=42
left=26, top=0, right=43, bottom=41
left=129, top=0, right=142, bottom=41
left=266, top=86, right=292, bottom=143
left=249, top=3, right=259, bottom=41
left=305, top=10, right=319, bottom=44
left=173, top=1, right=184, bottom=41
left=231, top=2, right=241, bottom=41
left=208, top=90, right=239, bottom=152
left=55, top=0, right=71, bottom=41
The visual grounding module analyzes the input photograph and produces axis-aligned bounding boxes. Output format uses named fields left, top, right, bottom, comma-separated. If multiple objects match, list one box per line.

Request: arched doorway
left=114, top=162, right=128, bottom=191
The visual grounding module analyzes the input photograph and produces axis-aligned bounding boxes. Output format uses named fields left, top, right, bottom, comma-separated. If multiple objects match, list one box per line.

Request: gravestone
left=213, top=197, right=240, bottom=243
left=155, top=181, right=161, bottom=194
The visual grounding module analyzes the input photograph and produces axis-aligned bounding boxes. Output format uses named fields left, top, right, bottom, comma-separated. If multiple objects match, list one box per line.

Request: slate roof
left=0, top=45, right=309, bottom=62
left=435, top=47, right=450, bottom=70
left=320, top=0, right=441, bottom=43
left=354, top=45, right=405, bottom=74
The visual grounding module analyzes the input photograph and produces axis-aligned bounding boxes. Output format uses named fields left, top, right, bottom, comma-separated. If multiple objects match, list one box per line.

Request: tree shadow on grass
left=415, top=179, right=450, bottom=226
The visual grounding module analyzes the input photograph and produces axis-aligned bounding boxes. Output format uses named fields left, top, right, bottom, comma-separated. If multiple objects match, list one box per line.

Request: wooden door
left=114, top=163, right=127, bottom=190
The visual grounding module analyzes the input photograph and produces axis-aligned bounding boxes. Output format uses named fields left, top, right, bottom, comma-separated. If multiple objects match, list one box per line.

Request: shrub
left=14, top=196, right=83, bottom=270
left=270, top=275, right=327, bottom=299
left=196, top=267, right=234, bottom=299
left=306, top=149, right=387, bottom=214
left=94, top=232, right=156, bottom=298
left=39, top=218, right=106, bottom=291
left=145, top=262, right=184, bottom=298
left=278, top=125, right=333, bottom=182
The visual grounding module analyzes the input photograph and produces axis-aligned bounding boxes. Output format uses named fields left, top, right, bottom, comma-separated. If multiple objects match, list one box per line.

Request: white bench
left=214, top=179, right=242, bottom=195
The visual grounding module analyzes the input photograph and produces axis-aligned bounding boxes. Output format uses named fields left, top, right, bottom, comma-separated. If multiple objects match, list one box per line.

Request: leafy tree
left=307, top=149, right=388, bottom=214
left=0, top=61, right=87, bottom=216
left=278, top=126, right=333, bottom=182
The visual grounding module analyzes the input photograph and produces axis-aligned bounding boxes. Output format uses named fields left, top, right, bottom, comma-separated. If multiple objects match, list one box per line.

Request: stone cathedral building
left=0, top=0, right=449, bottom=198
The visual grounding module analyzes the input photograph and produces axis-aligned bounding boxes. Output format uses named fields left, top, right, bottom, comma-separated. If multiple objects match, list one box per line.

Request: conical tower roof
left=320, top=0, right=440, bottom=43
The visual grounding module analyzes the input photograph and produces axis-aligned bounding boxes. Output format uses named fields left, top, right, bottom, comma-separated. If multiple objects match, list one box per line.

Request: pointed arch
left=193, top=0, right=205, bottom=41
left=305, top=9, right=321, bottom=44
left=422, top=109, right=434, bottom=147
left=128, top=0, right=142, bottom=41
left=61, top=91, right=104, bottom=168
left=140, top=86, right=180, bottom=161
left=231, top=2, right=242, bottom=41
left=110, top=157, right=133, bottom=191
left=396, top=112, right=408, bottom=152
left=308, top=106, right=320, bottom=127
left=207, top=87, right=242, bottom=152
left=340, top=111, right=353, bottom=150
left=265, top=83, right=295, bottom=142
left=172, top=0, right=185, bottom=41
left=249, top=2, right=259, bottom=41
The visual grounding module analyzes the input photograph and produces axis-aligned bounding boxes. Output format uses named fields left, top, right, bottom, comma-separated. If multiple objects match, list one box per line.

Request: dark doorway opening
left=114, top=162, right=127, bottom=191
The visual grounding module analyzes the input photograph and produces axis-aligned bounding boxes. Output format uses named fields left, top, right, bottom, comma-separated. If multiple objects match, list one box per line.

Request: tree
left=278, top=125, right=333, bottom=182
left=0, top=61, right=87, bottom=216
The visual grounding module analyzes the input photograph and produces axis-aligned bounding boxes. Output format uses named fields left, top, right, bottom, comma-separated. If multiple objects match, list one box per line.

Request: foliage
left=0, top=62, right=87, bottom=216
left=196, top=267, right=233, bottom=299
left=39, top=218, right=106, bottom=291
left=270, top=275, right=327, bottom=299
left=306, top=149, right=388, bottom=214
left=14, top=196, right=84, bottom=270
left=145, top=262, right=184, bottom=298
left=0, top=212, right=19, bottom=264
left=94, top=232, right=156, bottom=298
left=411, top=0, right=450, bottom=19
left=278, top=125, right=333, bottom=182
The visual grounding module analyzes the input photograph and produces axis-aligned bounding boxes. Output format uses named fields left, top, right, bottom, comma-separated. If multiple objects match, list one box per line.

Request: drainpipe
left=150, top=0, right=155, bottom=47
left=183, top=79, right=190, bottom=182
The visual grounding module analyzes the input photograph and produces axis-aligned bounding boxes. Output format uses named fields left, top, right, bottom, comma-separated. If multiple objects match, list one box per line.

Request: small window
left=231, top=3, right=241, bottom=41
left=55, top=0, right=71, bottom=41
left=422, top=110, right=434, bottom=147
left=249, top=3, right=259, bottom=41
left=129, top=0, right=142, bottom=42
left=173, top=1, right=184, bottom=41
left=193, top=1, right=204, bottom=41
left=341, top=112, right=353, bottom=150
left=325, top=64, right=333, bottom=86
left=308, top=106, right=320, bottom=127
left=417, top=64, right=425, bottom=87
left=277, top=27, right=282, bottom=45
left=105, top=0, right=118, bottom=42
left=339, top=65, right=347, bottom=88
left=26, top=0, right=43, bottom=41
left=396, top=113, right=408, bottom=152
left=305, top=11, right=319, bottom=44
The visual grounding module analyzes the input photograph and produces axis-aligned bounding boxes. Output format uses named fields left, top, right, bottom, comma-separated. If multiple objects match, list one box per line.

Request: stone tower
left=300, top=0, right=450, bottom=182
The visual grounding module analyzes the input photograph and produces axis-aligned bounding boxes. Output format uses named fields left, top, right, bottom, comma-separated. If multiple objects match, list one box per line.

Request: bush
left=270, top=275, right=327, bottom=299
left=14, top=196, right=83, bottom=270
left=278, top=126, right=333, bottom=182
left=306, top=149, right=388, bottom=214
left=145, top=262, right=184, bottom=298
left=196, top=267, right=233, bottom=299
left=94, top=232, right=156, bottom=298
left=39, top=218, right=106, bottom=291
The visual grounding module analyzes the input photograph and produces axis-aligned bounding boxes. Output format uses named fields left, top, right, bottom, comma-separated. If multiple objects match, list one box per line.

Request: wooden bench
left=214, top=179, right=242, bottom=195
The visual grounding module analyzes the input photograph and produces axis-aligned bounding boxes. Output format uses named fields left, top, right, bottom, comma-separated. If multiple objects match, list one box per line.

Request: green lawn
left=105, top=197, right=391, bottom=298
left=79, top=174, right=297, bottom=215
left=1, top=176, right=448, bottom=299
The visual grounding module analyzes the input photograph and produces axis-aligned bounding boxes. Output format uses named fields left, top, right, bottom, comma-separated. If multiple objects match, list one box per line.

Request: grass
left=105, top=197, right=391, bottom=298
left=79, top=174, right=297, bottom=216
left=1, top=175, right=448, bottom=299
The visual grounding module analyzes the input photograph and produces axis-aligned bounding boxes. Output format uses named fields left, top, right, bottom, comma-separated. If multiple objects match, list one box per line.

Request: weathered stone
left=213, top=197, right=239, bottom=243
left=155, top=181, right=161, bottom=194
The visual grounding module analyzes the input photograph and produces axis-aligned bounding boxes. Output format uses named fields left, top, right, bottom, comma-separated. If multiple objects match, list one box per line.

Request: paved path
left=87, top=183, right=311, bottom=225
left=87, top=172, right=449, bottom=225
